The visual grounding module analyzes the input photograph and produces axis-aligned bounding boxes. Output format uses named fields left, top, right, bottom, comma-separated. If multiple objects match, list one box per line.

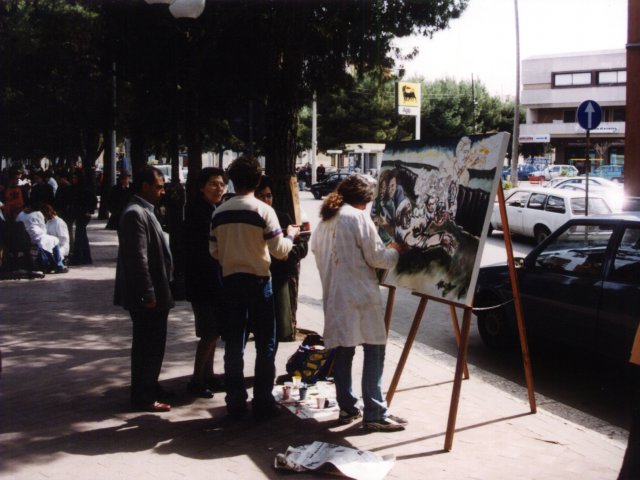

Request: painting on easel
left=372, top=132, right=510, bottom=306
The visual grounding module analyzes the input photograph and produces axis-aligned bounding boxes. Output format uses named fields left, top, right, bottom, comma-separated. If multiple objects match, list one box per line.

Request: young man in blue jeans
left=210, top=155, right=300, bottom=420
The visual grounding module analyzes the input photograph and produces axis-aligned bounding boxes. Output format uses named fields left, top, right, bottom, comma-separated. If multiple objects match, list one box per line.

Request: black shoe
left=54, top=266, right=69, bottom=274
left=252, top=403, right=283, bottom=421
left=206, top=375, right=225, bottom=392
left=187, top=381, right=214, bottom=399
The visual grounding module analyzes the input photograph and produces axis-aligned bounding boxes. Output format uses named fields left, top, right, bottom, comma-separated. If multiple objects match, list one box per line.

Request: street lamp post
left=144, top=0, right=205, bottom=301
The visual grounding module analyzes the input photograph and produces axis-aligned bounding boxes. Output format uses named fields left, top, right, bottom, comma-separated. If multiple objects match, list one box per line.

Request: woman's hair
left=197, top=167, right=226, bottom=189
left=256, top=175, right=273, bottom=193
left=320, top=174, right=375, bottom=221
left=40, top=203, right=57, bottom=220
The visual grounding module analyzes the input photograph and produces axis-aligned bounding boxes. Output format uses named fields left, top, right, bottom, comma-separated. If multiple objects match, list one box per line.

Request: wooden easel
left=381, top=180, right=536, bottom=451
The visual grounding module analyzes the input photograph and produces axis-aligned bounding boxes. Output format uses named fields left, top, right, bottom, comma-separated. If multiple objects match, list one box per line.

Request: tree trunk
left=263, top=5, right=306, bottom=222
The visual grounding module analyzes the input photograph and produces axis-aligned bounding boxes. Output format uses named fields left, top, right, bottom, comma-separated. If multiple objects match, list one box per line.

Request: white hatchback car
left=542, top=164, right=579, bottom=181
left=489, top=187, right=613, bottom=243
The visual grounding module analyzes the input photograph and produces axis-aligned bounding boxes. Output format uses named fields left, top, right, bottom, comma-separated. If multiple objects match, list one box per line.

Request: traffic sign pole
left=576, top=100, right=602, bottom=217
left=585, top=129, right=590, bottom=216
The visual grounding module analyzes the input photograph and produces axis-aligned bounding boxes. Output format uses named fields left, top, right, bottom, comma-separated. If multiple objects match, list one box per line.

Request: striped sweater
left=210, top=193, right=293, bottom=278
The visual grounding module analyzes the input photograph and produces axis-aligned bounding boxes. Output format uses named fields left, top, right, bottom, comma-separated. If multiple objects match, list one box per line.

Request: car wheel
left=312, top=190, right=321, bottom=200
left=476, top=300, right=516, bottom=349
left=534, top=225, right=551, bottom=244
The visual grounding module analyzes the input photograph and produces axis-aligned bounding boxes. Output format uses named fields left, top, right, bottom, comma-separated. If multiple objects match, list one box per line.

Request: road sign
left=576, top=100, right=602, bottom=131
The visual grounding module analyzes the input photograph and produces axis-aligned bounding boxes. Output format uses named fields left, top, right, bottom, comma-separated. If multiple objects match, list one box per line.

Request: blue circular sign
left=576, top=100, right=602, bottom=131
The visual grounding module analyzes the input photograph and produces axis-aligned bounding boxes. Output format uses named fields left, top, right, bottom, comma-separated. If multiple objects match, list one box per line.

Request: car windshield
left=569, top=197, right=611, bottom=215
left=535, top=223, right=614, bottom=277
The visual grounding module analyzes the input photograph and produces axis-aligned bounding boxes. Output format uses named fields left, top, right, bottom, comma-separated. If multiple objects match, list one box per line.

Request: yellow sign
left=396, top=81, right=420, bottom=116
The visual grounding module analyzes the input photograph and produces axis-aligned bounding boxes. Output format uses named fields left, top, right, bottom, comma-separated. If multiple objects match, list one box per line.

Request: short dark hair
left=134, top=165, right=162, bottom=193
left=227, top=155, right=262, bottom=191
left=197, top=167, right=227, bottom=189
left=256, top=175, right=273, bottom=193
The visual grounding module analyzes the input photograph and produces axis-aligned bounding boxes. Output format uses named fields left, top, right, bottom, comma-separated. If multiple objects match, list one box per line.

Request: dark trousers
left=72, top=213, right=92, bottom=264
left=130, top=308, right=169, bottom=407
left=221, top=273, right=276, bottom=414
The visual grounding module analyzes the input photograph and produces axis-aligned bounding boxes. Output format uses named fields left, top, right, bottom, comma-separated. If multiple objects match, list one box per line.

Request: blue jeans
left=37, top=245, right=65, bottom=270
left=333, top=344, right=388, bottom=422
left=221, top=273, right=276, bottom=414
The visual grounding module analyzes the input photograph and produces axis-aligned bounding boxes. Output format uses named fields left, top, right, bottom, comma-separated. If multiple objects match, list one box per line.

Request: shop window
left=563, top=109, right=577, bottom=123
left=597, top=69, right=626, bottom=85
left=612, top=108, right=625, bottom=122
left=554, top=72, right=592, bottom=87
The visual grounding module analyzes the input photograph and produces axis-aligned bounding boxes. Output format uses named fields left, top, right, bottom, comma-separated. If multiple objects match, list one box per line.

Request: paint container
left=298, top=387, right=308, bottom=401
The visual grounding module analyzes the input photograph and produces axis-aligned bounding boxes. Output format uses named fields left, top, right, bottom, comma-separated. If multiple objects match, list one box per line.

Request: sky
left=394, top=0, right=628, bottom=97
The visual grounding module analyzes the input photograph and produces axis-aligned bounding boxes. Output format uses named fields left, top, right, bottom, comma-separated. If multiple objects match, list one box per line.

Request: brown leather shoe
left=142, top=401, right=171, bottom=413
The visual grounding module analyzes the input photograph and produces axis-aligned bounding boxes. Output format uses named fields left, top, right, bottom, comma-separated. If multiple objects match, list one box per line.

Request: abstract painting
left=372, top=132, right=510, bottom=306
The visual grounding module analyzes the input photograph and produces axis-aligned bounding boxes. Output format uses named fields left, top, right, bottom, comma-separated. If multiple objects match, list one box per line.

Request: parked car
left=591, top=164, right=624, bottom=183
left=541, top=164, right=578, bottom=181
left=545, top=176, right=622, bottom=190
left=488, top=186, right=612, bottom=243
left=517, top=164, right=539, bottom=181
left=474, top=212, right=640, bottom=360
left=310, top=172, right=351, bottom=199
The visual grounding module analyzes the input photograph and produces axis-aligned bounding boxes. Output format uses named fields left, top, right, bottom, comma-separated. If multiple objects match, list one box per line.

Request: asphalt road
left=299, top=190, right=634, bottom=435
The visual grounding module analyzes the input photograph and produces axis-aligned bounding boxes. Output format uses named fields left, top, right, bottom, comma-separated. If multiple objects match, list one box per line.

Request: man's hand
left=143, top=300, right=157, bottom=309
left=287, top=224, right=301, bottom=239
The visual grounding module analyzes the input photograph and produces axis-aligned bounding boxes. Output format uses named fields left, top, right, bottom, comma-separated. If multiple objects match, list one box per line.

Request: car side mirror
left=514, top=257, right=525, bottom=269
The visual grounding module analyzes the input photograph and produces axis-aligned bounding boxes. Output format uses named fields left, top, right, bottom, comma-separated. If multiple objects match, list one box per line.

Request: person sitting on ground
left=310, top=174, right=407, bottom=432
left=183, top=167, right=227, bottom=398
left=210, top=155, right=300, bottom=420
left=41, top=203, right=70, bottom=260
left=255, top=175, right=308, bottom=343
left=16, top=203, right=68, bottom=274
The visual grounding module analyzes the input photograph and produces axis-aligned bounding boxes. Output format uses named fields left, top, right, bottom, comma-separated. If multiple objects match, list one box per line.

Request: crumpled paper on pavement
left=274, top=441, right=395, bottom=480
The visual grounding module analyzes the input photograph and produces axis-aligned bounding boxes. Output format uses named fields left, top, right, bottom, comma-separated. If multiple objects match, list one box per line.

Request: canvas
left=371, top=132, right=510, bottom=306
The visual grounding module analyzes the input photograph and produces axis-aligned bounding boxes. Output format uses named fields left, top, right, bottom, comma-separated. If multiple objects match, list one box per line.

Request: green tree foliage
left=0, top=0, right=106, bottom=174
left=299, top=75, right=520, bottom=154
left=421, top=77, right=520, bottom=142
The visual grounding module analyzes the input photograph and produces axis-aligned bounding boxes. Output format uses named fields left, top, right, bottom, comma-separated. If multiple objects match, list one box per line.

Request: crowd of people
left=0, top=165, right=97, bottom=273
left=112, top=156, right=407, bottom=431
left=1, top=157, right=408, bottom=432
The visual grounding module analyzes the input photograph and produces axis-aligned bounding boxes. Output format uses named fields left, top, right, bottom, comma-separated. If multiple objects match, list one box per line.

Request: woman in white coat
left=310, top=174, right=407, bottom=432
left=42, top=204, right=70, bottom=258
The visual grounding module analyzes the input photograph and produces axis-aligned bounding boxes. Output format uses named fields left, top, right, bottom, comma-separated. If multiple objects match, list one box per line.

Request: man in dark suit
left=114, top=166, right=175, bottom=412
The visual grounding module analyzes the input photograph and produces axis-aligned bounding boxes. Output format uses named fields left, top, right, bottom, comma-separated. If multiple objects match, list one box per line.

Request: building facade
left=519, top=49, right=626, bottom=173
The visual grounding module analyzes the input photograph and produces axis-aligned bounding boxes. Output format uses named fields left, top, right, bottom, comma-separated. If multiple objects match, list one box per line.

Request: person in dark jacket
left=183, top=167, right=227, bottom=398
left=28, top=171, right=54, bottom=207
left=114, top=166, right=175, bottom=412
left=255, top=176, right=308, bottom=343
left=69, top=170, right=97, bottom=265
left=106, top=169, right=133, bottom=230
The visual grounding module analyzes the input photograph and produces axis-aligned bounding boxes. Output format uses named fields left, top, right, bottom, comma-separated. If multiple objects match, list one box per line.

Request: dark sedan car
left=474, top=212, right=640, bottom=360
left=310, top=172, right=350, bottom=199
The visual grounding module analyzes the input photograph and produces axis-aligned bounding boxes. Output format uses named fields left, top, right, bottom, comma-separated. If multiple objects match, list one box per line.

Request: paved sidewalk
left=0, top=219, right=627, bottom=479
